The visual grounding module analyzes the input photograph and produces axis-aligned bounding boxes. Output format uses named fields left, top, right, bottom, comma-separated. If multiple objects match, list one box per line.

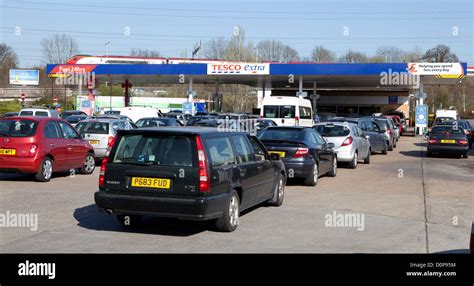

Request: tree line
left=0, top=29, right=471, bottom=115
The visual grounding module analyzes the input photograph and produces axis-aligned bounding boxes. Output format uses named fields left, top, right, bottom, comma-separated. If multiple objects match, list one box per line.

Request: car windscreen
left=136, top=118, right=176, bottom=127
left=75, top=122, right=109, bottom=134
left=314, top=125, right=350, bottom=137
left=35, top=111, right=49, bottom=117
left=263, top=105, right=296, bottom=119
left=431, top=126, right=464, bottom=135
left=0, top=119, right=38, bottom=137
left=259, top=128, right=305, bottom=141
left=217, top=115, right=239, bottom=120
left=112, top=134, right=195, bottom=167
left=66, top=116, right=87, bottom=123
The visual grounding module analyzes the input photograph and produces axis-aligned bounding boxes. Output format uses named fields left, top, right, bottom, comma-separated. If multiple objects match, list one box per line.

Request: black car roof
left=118, top=126, right=247, bottom=135
left=265, top=126, right=308, bottom=130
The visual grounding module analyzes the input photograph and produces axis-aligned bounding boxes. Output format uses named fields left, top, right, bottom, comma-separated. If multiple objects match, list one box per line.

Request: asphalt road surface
left=0, top=135, right=472, bottom=253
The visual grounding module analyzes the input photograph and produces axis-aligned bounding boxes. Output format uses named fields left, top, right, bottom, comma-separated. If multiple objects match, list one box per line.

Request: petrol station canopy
left=46, top=62, right=468, bottom=90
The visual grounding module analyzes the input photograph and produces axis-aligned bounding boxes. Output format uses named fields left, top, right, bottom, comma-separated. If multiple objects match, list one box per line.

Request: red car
left=385, top=115, right=403, bottom=136
left=0, top=117, right=96, bottom=182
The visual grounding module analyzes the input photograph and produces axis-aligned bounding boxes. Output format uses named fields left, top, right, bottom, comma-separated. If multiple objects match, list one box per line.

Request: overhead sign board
left=9, top=69, right=39, bottom=85
left=48, top=65, right=97, bottom=77
left=207, top=62, right=270, bottom=75
left=408, top=63, right=464, bottom=76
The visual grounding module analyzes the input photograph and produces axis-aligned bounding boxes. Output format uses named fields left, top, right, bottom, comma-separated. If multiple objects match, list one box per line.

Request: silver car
left=75, top=119, right=134, bottom=159
left=313, top=122, right=371, bottom=169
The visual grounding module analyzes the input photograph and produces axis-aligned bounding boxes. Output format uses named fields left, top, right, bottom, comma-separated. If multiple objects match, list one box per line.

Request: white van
left=260, top=96, right=314, bottom=127
left=19, top=107, right=59, bottom=118
left=119, top=106, right=161, bottom=123
left=120, top=106, right=161, bottom=122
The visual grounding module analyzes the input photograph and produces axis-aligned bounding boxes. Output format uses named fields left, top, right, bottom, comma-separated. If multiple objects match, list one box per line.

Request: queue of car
left=0, top=104, right=471, bottom=233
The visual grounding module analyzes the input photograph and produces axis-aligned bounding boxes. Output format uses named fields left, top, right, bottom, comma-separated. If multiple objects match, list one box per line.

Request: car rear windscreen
left=374, top=119, right=389, bottom=130
left=259, top=128, right=305, bottom=141
left=314, top=125, right=350, bottom=137
left=75, top=122, right=109, bottom=134
left=112, top=134, right=195, bottom=167
left=136, top=119, right=176, bottom=127
left=0, top=119, right=38, bottom=137
left=431, top=126, right=464, bottom=135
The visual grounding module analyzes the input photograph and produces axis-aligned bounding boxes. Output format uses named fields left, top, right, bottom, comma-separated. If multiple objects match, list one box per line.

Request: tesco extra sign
left=207, top=62, right=270, bottom=75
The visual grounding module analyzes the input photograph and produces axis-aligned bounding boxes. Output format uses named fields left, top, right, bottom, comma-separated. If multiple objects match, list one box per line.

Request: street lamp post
left=105, top=41, right=111, bottom=58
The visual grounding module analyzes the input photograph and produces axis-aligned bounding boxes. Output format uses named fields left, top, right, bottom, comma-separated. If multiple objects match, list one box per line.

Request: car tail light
left=388, top=128, right=392, bottom=135
left=459, top=139, right=469, bottom=145
left=428, top=139, right=438, bottom=144
left=28, top=144, right=38, bottom=157
left=341, top=136, right=353, bottom=147
left=108, top=135, right=116, bottom=147
left=295, top=116, right=300, bottom=126
left=196, top=136, right=210, bottom=193
left=99, top=156, right=108, bottom=187
left=293, top=147, right=309, bottom=158
left=105, top=134, right=118, bottom=157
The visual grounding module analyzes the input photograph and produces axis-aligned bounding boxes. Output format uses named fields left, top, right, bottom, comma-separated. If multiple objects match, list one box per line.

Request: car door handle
left=49, top=143, right=56, bottom=147
left=257, top=165, right=263, bottom=171
left=239, top=168, right=247, bottom=176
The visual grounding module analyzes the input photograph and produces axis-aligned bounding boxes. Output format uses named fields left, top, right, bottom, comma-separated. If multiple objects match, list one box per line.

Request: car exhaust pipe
left=105, top=209, right=114, bottom=215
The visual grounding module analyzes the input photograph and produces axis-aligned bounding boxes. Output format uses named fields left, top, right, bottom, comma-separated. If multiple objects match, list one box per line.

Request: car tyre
left=381, top=142, right=388, bottom=155
left=462, top=152, right=469, bottom=159
left=35, top=157, right=53, bottom=182
left=327, top=156, right=337, bottom=177
left=79, top=153, right=96, bottom=174
left=267, top=174, right=285, bottom=206
left=304, top=163, right=319, bottom=186
left=349, top=151, right=358, bottom=169
left=116, top=214, right=142, bottom=227
left=215, top=190, right=240, bottom=232
left=388, top=141, right=393, bottom=151
left=364, top=149, right=371, bottom=164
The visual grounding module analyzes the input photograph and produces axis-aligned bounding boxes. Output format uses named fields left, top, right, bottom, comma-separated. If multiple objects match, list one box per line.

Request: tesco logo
left=211, top=64, right=242, bottom=73
left=209, top=63, right=269, bottom=74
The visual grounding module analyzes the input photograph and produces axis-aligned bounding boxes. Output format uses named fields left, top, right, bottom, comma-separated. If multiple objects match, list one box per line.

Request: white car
left=119, top=107, right=161, bottom=123
left=313, top=122, right=371, bottom=169
left=19, top=107, right=59, bottom=118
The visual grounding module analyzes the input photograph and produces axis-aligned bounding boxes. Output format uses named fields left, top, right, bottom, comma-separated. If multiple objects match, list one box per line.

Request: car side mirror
left=379, top=129, right=387, bottom=133
left=270, top=153, right=281, bottom=161
left=425, top=131, right=430, bottom=137
left=80, top=132, right=85, bottom=139
left=327, top=142, right=335, bottom=149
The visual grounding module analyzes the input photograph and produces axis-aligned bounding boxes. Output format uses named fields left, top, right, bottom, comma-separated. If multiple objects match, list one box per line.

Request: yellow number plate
left=131, top=177, right=171, bottom=189
left=0, top=149, right=16, bottom=156
left=268, top=151, right=286, bottom=158
left=89, top=140, right=100, bottom=145
left=440, top=140, right=456, bottom=144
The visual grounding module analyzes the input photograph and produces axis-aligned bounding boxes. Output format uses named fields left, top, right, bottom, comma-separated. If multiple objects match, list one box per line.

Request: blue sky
left=0, top=0, right=472, bottom=67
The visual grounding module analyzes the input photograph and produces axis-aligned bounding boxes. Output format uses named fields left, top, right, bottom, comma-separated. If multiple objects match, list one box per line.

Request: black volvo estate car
left=95, top=127, right=286, bottom=232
